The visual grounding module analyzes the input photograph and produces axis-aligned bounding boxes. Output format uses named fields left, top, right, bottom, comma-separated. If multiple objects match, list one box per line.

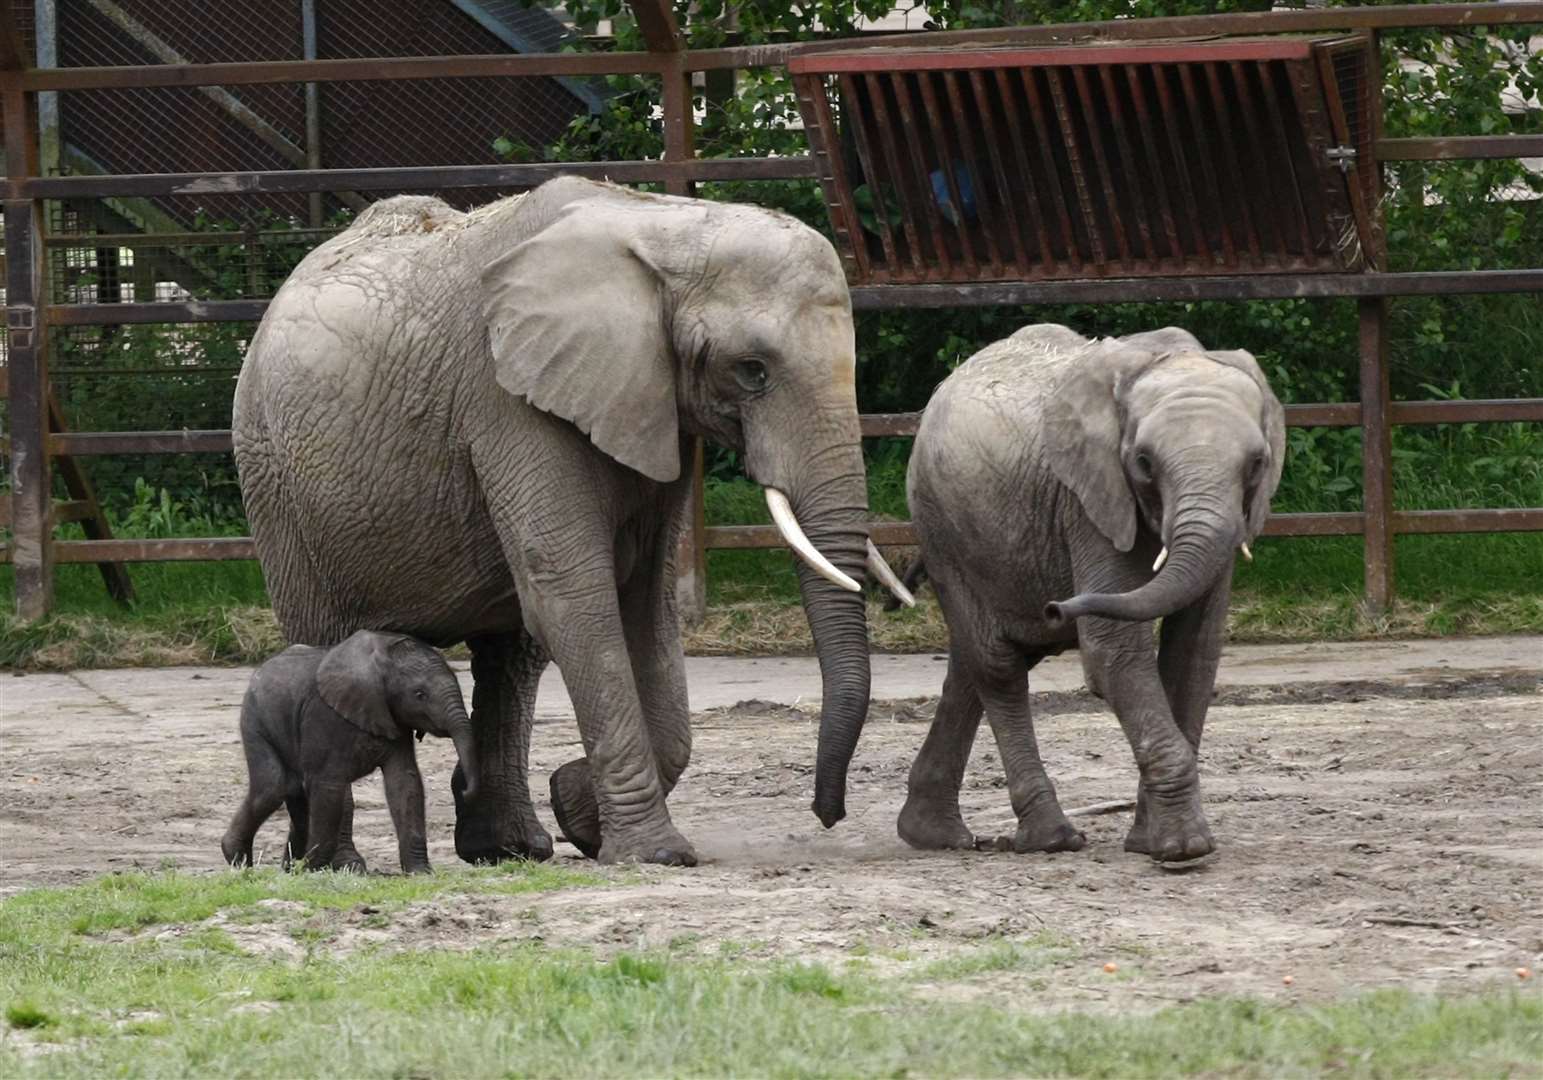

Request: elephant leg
left=552, top=501, right=692, bottom=861
left=454, top=630, right=554, bottom=864
left=301, top=779, right=351, bottom=871
left=382, top=744, right=432, bottom=874
left=1082, top=619, right=1213, bottom=862
left=898, top=647, right=982, bottom=851
left=974, top=648, right=1086, bottom=854
left=282, top=792, right=308, bottom=870
left=330, top=786, right=367, bottom=872
left=221, top=741, right=287, bottom=868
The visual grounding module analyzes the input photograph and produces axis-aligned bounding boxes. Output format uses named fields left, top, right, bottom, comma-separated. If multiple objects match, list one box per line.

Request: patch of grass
left=913, top=934, right=1075, bottom=982
left=3, top=1002, right=54, bottom=1030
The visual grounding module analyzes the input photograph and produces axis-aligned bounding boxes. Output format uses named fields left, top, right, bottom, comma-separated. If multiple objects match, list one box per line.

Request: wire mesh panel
left=792, top=36, right=1379, bottom=284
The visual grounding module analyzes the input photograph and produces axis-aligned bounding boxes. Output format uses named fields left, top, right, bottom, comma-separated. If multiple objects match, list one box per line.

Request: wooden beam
left=0, top=5, right=26, bottom=71
left=628, top=0, right=684, bottom=53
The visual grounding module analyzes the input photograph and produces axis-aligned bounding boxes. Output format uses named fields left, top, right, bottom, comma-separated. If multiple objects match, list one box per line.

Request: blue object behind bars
left=930, top=163, right=978, bottom=225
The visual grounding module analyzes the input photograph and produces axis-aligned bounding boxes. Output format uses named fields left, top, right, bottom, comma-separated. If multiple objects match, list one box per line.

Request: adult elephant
left=234, top=178, right=902, bottom=867
left=899, top=324, right=1284, bottom=863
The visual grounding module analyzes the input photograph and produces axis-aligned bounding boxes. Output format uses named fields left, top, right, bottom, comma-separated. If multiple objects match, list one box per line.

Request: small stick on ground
left=1066, top=799, right=1138, bottom=818
left=1363, top=916, right=1465, bottom=930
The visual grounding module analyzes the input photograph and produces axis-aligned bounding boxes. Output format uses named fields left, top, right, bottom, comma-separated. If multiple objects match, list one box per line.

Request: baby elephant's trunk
left=448, top=709, right=479, bottom=802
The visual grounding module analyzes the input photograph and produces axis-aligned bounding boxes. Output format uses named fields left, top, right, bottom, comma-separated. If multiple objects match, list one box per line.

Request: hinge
left=1326, top=145, right=1358, bottom=173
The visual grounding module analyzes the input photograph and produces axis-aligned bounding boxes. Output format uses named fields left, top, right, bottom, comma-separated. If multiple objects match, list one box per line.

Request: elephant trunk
left=447, top=707, right=479, bottom=803
left=1045, top=509, right=1237, bottom=628
left=778, top=462, right=872, bottom=830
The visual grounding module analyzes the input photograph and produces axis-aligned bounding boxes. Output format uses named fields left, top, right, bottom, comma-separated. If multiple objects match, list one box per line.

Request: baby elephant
left=901, top=324, right=1284, bottom=863
left=221, top=631, right=478, bottom=873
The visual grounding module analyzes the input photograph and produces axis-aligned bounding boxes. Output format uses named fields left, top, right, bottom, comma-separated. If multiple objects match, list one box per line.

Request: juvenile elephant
left=235, top=178, right=904, bottom=867
left=900, top=325, right=1284, bottom=862
left=221, top=631, right=478, bottom=873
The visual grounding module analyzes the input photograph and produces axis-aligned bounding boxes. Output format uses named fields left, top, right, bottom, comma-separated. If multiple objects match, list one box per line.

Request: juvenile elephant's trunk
left=1045, top=513, right=1237, bottom=628
left=448, top=708, right=479, bottom=803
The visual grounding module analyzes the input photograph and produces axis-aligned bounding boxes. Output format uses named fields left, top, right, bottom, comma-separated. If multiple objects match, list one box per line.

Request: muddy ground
left=2, top=666, right=1540, bottom=1011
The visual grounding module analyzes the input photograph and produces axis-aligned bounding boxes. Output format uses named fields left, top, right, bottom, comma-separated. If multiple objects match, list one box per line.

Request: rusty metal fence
left=4, top=1, right=1543, bottom=623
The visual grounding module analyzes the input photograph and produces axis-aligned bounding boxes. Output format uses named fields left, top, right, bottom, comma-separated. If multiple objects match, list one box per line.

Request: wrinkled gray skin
left=233, top=178, right=874, bottom=868
left=900, top=325, right=1284, bottom=862
left=221, top=631, right=477, bottom=873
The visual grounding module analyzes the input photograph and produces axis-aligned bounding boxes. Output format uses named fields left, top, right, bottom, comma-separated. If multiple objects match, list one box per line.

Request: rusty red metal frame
left=4, top=1, right=1542, bottom=620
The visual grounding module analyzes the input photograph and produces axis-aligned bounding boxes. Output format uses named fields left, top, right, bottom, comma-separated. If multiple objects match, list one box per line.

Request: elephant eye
left=1134, top=452, right=1155, bottom=481
left=413, top=689, right=427, bottom=701
left=1247, top=453, right=1266, bottom=482
left=734, top=359, right=769, bottom=393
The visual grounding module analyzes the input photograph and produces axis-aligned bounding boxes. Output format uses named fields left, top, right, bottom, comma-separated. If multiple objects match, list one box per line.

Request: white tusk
left=866, top=539, right=915, bottom=608
left=1152, top=546, right=1169, bottom=573
left=765, top=488, right=862, bottom=593
left=1240, top=542, right=1253, bottom=562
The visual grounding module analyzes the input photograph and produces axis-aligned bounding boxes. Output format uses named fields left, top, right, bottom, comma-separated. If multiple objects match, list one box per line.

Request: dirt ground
left=2, top=662, right=1540, bottom=1011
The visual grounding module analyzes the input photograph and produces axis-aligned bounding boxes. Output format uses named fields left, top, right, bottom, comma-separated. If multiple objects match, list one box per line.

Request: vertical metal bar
left=1175, top=63, right=1234, bottom=265
left=1204, top=62, right=1262, bottom=263
left=1227, top=60, right=1287, bottom=257
left=893, top=72, right=954, bottom=275
left=969, top=69, right=1024, bottom=277
left=1283, top=55, right=1343, bottom=264
left=839, top=73, right=898, bottom=276
left=942, top=70, right=999, bottom=275
left=1256, top=61, right=1314, bottom=256
left=1042, top=67, right=1103, bottom=267
left=1358, top=297, right=1394, bottom=614
left=994, top=67, right=1055, bottom=273
left=864, top=72, right=927, bottom=277
left=302, top=0, right=323, bottom=228
left=911, top=71, right=974, bottom=277
left=1069, top=65, right=1130, bottom=268
left=5, top=87, right=53, bottom=618
left=797, top=74, right=869, bottom=281
left=1125, top=65, right=1183, bottom=266
left=1019, top=68, right=1081, bottom=270
left=35, top=0, right=60, bottom=177
left=1098, top=63, right=1153, bottom=265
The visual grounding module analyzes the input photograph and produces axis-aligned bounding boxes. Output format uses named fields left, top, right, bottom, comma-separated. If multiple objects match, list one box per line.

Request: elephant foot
left=452, top=764, right=554, bottom=864
left=597, top=825, right=698, bottom=867
left=550, top=759, right=602, bottom=860
left=1127, top=787, right=1214, bottom=863
left=331, top=845, right=367, bottom=873
left=220, top=835, right=251, bottom=869
left=1003, top=802, right=1086, bottom=854
left=897, top=795, right=975, bottom=851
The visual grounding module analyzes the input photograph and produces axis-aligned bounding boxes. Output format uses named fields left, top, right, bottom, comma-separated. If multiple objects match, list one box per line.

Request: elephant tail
left=884, top=559, right=928, bottom=612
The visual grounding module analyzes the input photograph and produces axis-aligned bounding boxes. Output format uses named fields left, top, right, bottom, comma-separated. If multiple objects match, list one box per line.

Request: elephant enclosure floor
left=2, top=648, right=1540, bottom=1012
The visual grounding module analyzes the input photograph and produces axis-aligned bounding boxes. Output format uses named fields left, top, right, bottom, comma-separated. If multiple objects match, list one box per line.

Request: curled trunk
left=448, top=708, right=479, bottom=802
left=1045, top=517, right=1235, bottom=628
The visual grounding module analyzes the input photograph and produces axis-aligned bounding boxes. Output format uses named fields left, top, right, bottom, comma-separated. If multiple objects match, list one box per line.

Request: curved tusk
left=866, top=539, right=915, bottom=608
left=1239, top=542, right=1253, bottom=562
left=1152, top=546, right=1169, bottom=573
left=765, top=488, right=862, bottom=593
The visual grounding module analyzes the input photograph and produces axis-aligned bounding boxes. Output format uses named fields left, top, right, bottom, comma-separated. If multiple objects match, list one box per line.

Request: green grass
left=1, top=871, right=1538, bottom=1079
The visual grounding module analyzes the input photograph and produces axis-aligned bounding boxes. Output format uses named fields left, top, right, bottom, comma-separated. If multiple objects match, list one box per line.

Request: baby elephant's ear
left=316, top=631, right=398, bottom=740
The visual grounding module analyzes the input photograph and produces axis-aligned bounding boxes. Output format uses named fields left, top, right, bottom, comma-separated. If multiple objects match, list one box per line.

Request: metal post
left=1358, top=296, right=1394, bottom=614
left=302, top=0, right=323, bottom=228
left=5, top=87, right=55, bottom=618
left=34, top=0, right=59, bottom=176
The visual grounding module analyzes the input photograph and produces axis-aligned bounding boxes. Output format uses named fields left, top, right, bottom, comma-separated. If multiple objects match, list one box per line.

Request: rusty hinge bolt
left=1327, top=145, right=1357, bottom=173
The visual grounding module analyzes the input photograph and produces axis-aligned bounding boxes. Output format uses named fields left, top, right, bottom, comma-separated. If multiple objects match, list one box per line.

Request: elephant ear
left=481, top=201, right=682, bottom=483
left=1208, top=349, right=1287, bottom=538
left=316, top=631, right=399, bottom=741
left=1043, top=340, right=1158, bottom=553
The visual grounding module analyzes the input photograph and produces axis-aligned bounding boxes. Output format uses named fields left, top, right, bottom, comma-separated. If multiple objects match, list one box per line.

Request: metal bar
left=46, top=391, right=135, bottom=605
left=1359, top=297, right=1394, bottom=612
left=838, top=73, right=898, bottom=274
left=1176, top=63, right=1235, bottom=264
left=1071, top=65, right=1130, bottom=267
left=1204, top=62, right=1263, bottom=264
left=44, top=229, right=338, bottom=246
left=50, top=538, right=257, bottom=563
left=302, top=0, right=323, bottom=228
left=1045, top=67, right=1104, bottom=267
left=1099, top=63, right=1153, bottom=264
left=1020, top=68, right=1081, bottom=270
left=848, top=268, right=1543, bottom=307
left=1228, top=60, right=1289, bottom=257
left=864, top=72, right=927, bottom=277
left=969, top=68, right=1025, bottom=276
left=791, top=40, right=1323, bottom=75
left=5, top=193, right=53, bottom=618
left=994, top=67, right=1055, bottom=272
left=912, top=71, right=974, bottom=275
left=1150, top=64, right=1208, bottom=265
left=895, top=72, right=955, bottom=275
left=1124, top=65, right=1181, bottom=266
left=1316, top=43, right=1378, bottom=268
left=48, top=430, right=234, bottom=454
left=48, top=300, right=270, bottom=324
left=629, top=0, right=683, bottom=52
left=11, top=51, right=674, bottom=91
left=944, top=70, right=999, bottom=274
left=1376, top=135, right=1543, bottom=160
left=6, top=156, right=820, bottom=199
